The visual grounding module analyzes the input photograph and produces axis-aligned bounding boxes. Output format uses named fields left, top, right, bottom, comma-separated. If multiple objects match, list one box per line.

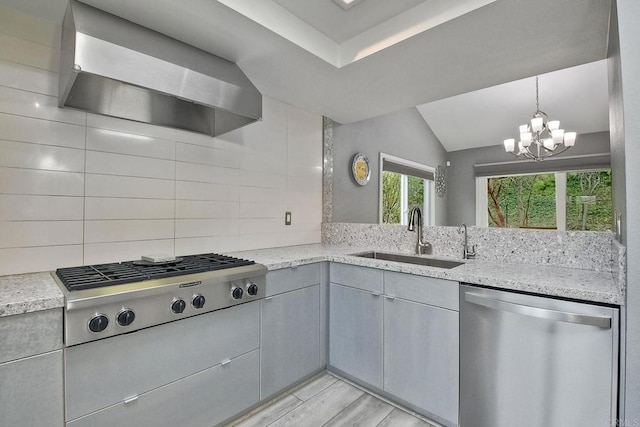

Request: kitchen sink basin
left=350, top=251, right=464, bottom=269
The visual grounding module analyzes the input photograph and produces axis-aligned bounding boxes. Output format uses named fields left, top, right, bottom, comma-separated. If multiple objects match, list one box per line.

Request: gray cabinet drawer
left=266, top=263, right=321, bottom=296
left=68, top=349, right=260, bottom=427
left=330, top=263, right=383, bottom=293
left=384, top=271, right=459, bottom=311
left=65, top=301, right=260, bottom=421
left=0, top=308, right=62, bottom=363
left=0, top=350, right=63, bottom=427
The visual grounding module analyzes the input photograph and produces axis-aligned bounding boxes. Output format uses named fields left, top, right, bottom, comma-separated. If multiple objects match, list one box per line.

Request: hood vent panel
left=59, top=1, right=262, bottom=137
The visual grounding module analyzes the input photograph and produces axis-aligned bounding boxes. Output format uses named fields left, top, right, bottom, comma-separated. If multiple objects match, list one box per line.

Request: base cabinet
left=261, top=285, right=321, bottom=398
left=384, top=297, right=459, bottom=425
left=68, top=350, right=259, bottom=427
left=329, top=283, right=383, bottom=389
left=329, top=263, right=460, bottom=426
left=0, top=350, right=64, bottom=427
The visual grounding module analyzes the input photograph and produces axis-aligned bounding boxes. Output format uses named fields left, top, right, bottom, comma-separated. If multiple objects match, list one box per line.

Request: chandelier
left=503, top=76, right=577, bottom=162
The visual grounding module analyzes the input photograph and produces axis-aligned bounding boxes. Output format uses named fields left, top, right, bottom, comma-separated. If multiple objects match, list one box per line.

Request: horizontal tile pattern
left=0, top=13, right=322, bottom=274
left=0, top=246, right=83, bottom=276
left=0, top=221, right=83, bottom=248
left=0, top=140, right=84, bottom=172
left=86, top=151, right=175, bottom=179
left=0, top=167, right=84, bottom=196
left=0, top=195, right=83, bottom=221
left=85, top=198, right=175, bottom=220
left=84, top=220, right=175, bottom=244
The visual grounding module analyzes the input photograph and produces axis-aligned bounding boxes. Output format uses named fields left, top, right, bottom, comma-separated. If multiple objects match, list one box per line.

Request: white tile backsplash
left=0, top=195, right=83, bottom=221
left=0, top=59, right=58, bottom=96
left=0, top=86, right=85, bottom=125
left=0, top=221, right=83, bottom=248
left=84, top=240, right=175, bottom=265
left=0, top=10, right=322, bottom=275
left=0, top=167, right=84, bottom=196
left=84, top=198, right=175, bottom=220
left=0, top=33, right=59, bottom=71
left=0, top=140, right=84, bottom=172
left=84, top=220, right=175, bottom=243
left=85, top=174, right=175, bottom=199
left=0, top=245, right=83, bottom=276
left=86, top=127, right=175, bottom=160
left=86, top=151, right=175, bottom=180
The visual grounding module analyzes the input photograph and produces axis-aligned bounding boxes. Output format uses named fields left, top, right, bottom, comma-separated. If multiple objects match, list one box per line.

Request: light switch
left=285, top=211, right=292, bottom=225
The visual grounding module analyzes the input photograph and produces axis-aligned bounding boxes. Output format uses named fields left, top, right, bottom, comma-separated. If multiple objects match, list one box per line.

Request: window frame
left=476, top=169, right=611, bottom=230
left=379, top=153, right=435, bottom=226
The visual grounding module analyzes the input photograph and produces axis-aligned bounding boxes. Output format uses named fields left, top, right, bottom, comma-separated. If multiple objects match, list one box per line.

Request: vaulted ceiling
left=0, top=0, right=612, bottom=151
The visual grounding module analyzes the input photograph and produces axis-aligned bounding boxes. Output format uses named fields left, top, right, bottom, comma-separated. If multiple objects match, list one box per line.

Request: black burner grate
left=56, top=253, right=255, bottom=291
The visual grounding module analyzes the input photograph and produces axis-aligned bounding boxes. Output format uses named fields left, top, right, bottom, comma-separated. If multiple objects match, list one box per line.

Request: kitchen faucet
left=407, top=207, right=432, bottom=255
left=458, top=223, right=476, bottom=259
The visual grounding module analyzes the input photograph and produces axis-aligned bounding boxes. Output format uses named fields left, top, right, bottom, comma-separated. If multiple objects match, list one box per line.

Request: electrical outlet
left=285, top=211, right=292, bottom=225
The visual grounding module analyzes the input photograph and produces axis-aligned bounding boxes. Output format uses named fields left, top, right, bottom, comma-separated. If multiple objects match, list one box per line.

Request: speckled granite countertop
left=0, top=243, right=622, bottom=318
left=0, top=272, right=63, bottom=317
left=232, top=244, right=623, bottom=305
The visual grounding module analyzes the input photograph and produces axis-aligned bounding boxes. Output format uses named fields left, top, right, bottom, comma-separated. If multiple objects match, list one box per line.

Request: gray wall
left=332, top=107, right=448, bottom=224
left=446, top=131, right=611, bottom=226
left=611, top=0, right=640, bottom=419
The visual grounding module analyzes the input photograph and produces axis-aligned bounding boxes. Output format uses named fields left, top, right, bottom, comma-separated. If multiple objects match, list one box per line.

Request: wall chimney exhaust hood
left=59, top=0, right=262, bottom=137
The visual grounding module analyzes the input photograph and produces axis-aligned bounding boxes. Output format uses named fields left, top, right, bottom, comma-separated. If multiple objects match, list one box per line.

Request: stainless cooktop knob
left=231, top=287, right=244, bottom=300
left=88, top=314, right=109, bottom=333
left=117, top=309, right=135, bottom=326
left=192, top=294, right=206, bottom=309
left=246, top=283, right=259, bottom=296
left=171, top=298, right=186, bottom=314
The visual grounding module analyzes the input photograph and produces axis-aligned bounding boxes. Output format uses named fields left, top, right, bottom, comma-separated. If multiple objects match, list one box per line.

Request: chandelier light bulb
left=519, top=124, right=529, bottom=133
left=552, top=129, right=565, bottom=144
left=531, top=117, right=544, bottom=133
left=564, top=132, right=577, bottom=147
left=543, top=138, right=555, bottom=151
left=504, top=138, right=515, bottom=152
left=548, top=120, right=560, bottom=131
left=521, top=132, right=533, bottom=146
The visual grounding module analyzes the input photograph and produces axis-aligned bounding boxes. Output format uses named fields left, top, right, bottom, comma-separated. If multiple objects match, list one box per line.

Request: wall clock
left=436, top=165, right=446, bottom=197
left=351, top=153, right=371, bottom=186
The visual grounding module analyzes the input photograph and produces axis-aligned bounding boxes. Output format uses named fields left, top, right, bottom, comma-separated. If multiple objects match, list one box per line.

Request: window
left=379, top=153, right=435, bottom=226
left=478, top=169, right=612, bottom=231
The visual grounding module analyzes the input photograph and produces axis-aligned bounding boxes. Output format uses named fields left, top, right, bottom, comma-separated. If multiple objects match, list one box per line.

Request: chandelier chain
left=535, top=76, right=539, bottom=112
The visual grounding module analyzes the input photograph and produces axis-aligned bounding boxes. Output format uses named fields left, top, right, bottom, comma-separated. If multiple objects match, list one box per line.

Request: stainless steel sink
left=351, top=251, right=464, bottom=269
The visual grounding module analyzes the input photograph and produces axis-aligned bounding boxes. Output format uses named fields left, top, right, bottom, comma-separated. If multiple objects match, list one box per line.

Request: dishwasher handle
left=464, top=292, right=612, bottom=329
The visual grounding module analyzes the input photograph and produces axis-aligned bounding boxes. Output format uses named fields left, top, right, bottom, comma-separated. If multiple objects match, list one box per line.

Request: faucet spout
left=408, top=207, right=432, bottom=255
left=458, top=223, right=476, bottom=259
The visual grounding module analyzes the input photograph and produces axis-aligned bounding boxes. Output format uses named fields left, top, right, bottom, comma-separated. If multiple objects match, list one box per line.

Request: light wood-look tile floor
left=228, top=372, right=438, bottom=427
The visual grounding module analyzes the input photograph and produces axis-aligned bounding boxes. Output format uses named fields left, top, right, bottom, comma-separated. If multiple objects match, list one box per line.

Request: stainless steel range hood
left=59, top=0, right=262, bottom=136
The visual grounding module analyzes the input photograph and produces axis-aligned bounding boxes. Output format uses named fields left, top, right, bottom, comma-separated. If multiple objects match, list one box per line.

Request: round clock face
left=436, top=165, right=446, bottom=197
left=352, top=153, right=370, bottom=185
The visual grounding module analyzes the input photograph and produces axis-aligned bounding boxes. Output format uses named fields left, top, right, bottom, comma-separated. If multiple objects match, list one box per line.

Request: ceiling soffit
left=216, top=0, right=497, bottom=67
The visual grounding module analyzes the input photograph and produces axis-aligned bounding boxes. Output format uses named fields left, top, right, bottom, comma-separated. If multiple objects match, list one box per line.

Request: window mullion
left=400, top=174, right=408, bottom=225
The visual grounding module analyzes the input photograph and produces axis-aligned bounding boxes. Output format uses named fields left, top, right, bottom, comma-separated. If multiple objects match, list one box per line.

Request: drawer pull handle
left=221, top=358, right=232, bottom=366
left=264, top=296, right=273, bottom=301
left=371, top=292, right=381, bottom=297
left=385, top=295, right=396, bottom=301
left=124, top=395, right=139, bottom=404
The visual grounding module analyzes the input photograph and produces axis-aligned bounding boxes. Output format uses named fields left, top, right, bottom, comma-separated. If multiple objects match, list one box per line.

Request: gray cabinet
left=0, top=350, right=64, bottom=427
left=328, top=263, right=459, bottom=426
left=384, top=297, right=459, bottom=426
left=260, top=284, right=321, bottom=399
left=329, top=282, right=383, bottom=389
left=68, top=349, right=259, bottom=427
left=0, top=308, right=64, bottom=427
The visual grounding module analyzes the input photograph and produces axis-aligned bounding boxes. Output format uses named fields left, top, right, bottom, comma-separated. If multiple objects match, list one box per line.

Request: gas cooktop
left=56, top=253, right=255, bottom=291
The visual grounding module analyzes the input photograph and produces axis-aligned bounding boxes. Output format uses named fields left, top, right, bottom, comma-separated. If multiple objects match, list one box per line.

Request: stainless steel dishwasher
left=460, top=284, right=619, bottom=427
